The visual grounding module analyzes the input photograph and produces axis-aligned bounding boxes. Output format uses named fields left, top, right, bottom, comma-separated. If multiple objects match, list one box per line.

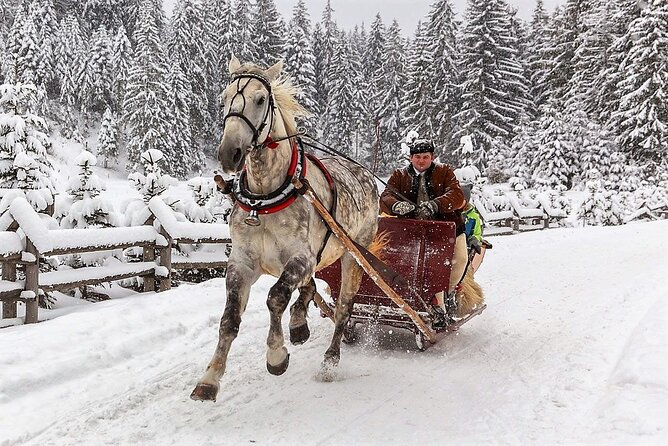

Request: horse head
left=217, top=55, right=284, bottom=174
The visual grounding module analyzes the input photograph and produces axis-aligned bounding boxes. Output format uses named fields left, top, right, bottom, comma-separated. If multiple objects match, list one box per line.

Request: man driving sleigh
left=379, top=135, right=479, bottom=327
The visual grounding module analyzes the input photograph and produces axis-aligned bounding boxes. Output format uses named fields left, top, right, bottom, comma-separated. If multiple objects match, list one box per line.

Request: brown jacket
left=380, top=163, right=466, bottom=234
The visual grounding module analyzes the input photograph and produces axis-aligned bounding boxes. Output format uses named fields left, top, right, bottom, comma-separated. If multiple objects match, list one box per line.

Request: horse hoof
left=190, top=383, right=219, bottom=402
left=290, top=323, right=310, bottom=345
left=317, top=357, right=339, bottom=382
left=267, top=352, right=290, bottom=376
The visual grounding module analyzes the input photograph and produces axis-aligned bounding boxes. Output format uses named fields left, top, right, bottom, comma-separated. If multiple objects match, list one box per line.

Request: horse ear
left=265, top=60, right=283, bottom=81
left=228, top=54, right=241, bottom=74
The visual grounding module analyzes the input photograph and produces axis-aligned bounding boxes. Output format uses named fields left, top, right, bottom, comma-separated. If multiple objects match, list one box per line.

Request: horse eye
left=257, top=96, right=266, bottom=105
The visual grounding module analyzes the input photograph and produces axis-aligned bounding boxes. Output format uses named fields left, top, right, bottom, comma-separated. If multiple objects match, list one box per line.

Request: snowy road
left=1, top=221, right=666, bottom=445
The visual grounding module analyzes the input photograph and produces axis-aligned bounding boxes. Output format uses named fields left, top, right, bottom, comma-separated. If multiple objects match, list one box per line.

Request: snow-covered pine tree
left=311, top=1, right=338, bottom=126
left=610, top=0, right=668, bottom=175
left=60, top=150, right=114, bottom=229
left=284, top=0, right=317, bottom=132
left=374, top=20, right=407, bottom=174
left=568, top=108, right=616, bottom=188
left=79, top=25, right=114, bottom=115
left=96, top=107, right=119, bottom=168
left=202, top=0, right=232, bottom=139
left=454, top=0, right=530, bottom=171
left=5, top=3, right=40, bottom=85
left=403, top=21, right=434, bottom=144
left=608, top=150, right=642, bottom=192
left=166, top=60, right=202, bottom=179
left=530, top=104, right=575, bottom=191
left=0, top=3, right=11, bottom=80
left=0, top=82, right=54, bottom=211
left=28, top=0, right=59, bottom=97
left=3, top=4, right=26, bottom=83
left=525, top=0, right=550, bottom=116
left=591, top=0, right=640, bottom=124
left=82, top=0, right=124, bottom=32
left=322, top=35, right=359, bottom=159
left=123, top=0, right=173, bottom=174
left=167, top=0, right=211, bottom=147
left=364, top=13, right=387, bottom=163
left=565, top=0, right=620, bottom=115
left=251, top=0, right=285, bottom=67
left=54, top=14, right=85, bottom=137
left=535, top=1, right=587, bottom=110
left=508, top=117, right=538, bottom=190
left=110, top=24, right=133, bottom=113
left=425, top=0, right=461, bottom=156
left=230, top=0, right=256, bottom=64
left=577, top=169, right=626, bottom=226
left=348, top=26, right=373, bottom=164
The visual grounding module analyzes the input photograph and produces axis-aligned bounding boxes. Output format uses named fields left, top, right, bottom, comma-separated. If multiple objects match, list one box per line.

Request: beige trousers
left=435, top=233, right=468, bottom=310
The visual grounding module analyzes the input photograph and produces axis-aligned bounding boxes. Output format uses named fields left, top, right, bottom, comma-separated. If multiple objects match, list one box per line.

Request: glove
left=418, top=200, right=438, bottom=217
left=468, top=236, right=482, bottom=254
left=391, top=201, right=416, bottom=216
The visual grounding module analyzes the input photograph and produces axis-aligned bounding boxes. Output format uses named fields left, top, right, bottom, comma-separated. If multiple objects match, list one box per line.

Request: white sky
left=164, top=1, right=565, bottom=33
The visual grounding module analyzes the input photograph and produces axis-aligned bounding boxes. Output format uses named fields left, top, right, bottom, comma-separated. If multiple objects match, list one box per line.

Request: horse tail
left=456, top=267, right=484, bottom=317
left=367, top=230, right=391, bottom=262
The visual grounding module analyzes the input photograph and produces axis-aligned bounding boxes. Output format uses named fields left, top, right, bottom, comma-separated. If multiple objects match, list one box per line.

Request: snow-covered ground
left=1, top=220, right=667, bottom=445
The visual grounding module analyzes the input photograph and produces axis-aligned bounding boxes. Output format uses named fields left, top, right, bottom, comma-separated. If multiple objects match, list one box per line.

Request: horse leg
left=289, top=277, right=316, bottom=345
left=320, top=252, right=363, bottom=380
left=191, top=261, right=259, bottom=402
left=266, top=255, right=314, bottom=375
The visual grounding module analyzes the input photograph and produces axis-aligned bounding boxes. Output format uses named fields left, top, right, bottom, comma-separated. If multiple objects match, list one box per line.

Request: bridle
left=218, top=71, right=338, bottom=261
left=221, top=73, right=307, bottom=226
left=222, top=73, right=276, bottom=150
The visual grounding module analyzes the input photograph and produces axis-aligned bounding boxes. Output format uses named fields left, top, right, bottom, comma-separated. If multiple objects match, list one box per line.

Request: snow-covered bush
left=96, top=107, right=119, bottom=168
left=578, top=170, right=626, bottom=226
left=481, top=186, right=513, bottom=213
left=59, top=150, right=116, bottom=229
left=182, top=177, right=217, bottom=223
left=538, top=188, right=572, bottom=223
left=123, top=148, right=179, bottom=226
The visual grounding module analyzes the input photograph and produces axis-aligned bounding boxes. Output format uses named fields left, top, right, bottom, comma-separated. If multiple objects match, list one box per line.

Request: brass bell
left=244, top=209, right=261, bottom=226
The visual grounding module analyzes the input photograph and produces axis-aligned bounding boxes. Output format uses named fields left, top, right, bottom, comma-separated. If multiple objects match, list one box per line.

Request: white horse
left=191, top=57, right=380, bottom=402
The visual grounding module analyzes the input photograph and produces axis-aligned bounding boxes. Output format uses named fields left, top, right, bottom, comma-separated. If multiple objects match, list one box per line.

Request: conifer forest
left=1, top=0, right=667, bottom=189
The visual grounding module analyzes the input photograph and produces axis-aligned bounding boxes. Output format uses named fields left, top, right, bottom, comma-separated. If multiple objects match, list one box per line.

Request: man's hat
left=409, top=139, right=435, bottom=155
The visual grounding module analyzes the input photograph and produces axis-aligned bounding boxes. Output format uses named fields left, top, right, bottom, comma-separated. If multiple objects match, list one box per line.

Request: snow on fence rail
left=0, top=197, right=231, bottom=326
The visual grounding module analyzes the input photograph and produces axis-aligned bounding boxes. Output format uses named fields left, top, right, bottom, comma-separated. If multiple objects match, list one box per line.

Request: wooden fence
left=0, top=197, right=230, bottom=325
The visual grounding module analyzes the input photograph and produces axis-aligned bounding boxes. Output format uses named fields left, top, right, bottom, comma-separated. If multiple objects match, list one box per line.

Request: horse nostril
left=232, top=148, right=242, bottom=166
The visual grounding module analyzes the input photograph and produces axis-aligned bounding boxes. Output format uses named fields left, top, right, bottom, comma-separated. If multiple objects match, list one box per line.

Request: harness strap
left=231, top=136, right=338, bottom=266
left=304, top=150, right=337, bottom=265
left=233, top=139, right=305, bottom=214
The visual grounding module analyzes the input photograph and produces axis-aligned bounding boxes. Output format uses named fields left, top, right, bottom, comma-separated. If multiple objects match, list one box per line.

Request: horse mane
left=232, top=63, right=311, bottom=136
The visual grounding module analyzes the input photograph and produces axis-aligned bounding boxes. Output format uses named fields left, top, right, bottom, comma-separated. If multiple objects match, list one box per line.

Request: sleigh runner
left=315, top=215, right=486, bottom=351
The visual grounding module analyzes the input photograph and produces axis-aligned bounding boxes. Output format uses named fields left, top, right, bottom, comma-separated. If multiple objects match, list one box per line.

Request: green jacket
left=463, top=205, right=482, bottom=242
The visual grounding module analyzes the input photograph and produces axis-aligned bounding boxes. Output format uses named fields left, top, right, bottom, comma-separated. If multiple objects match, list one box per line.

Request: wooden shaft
left=296, top=180, right=437, bottom=343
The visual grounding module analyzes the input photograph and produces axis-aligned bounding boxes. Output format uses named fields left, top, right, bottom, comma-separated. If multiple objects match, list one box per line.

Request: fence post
left=143, top=216, right=156, bottom=292
left=1, top=262, right=17, bottom=319
left=24, top=238, right=39, bottom=324
left=158, top=227, right=172, bottom=291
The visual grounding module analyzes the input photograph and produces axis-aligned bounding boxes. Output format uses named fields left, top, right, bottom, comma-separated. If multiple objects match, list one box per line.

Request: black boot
left=431, top=306, right=448, bottom=329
